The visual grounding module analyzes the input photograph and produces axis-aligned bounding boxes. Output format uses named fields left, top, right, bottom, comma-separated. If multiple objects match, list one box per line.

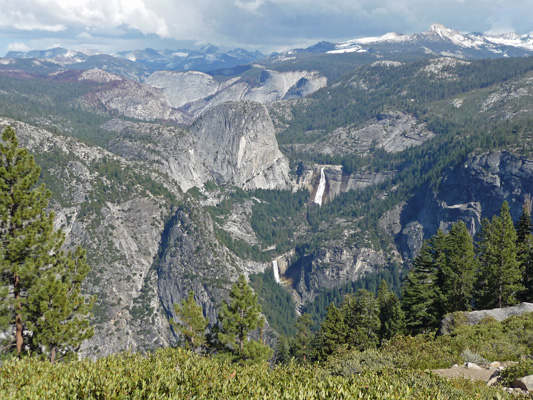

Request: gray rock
left=440, top=303, right=533, bottom=335
left=512, top=375, right=533, bottom=391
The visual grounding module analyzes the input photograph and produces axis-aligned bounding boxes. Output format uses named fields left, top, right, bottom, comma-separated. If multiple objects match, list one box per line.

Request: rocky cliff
left=106, top=101, right=291, bottom=192
left=387, top=152, right=533, bottom=259
left=145, top=69, right=327, bottom=117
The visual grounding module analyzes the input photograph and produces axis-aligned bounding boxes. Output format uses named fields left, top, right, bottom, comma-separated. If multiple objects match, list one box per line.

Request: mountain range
left=5, top=24, right=533, bottom=80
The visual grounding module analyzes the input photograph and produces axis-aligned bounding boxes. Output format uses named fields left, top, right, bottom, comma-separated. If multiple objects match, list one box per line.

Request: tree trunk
left=14, top=274, right=23, bottom=357
left=50, top=347, right=56, bottom=364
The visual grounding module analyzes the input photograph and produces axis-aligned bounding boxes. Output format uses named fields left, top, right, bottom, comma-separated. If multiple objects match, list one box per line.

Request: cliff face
left=107, top=101, right=291, bottom=192
left=145, top=69, right=327, bottom=118
left=190, top=102, right=291, bottom=190
left=156, top=199, right=266, bottom=327
left=390, top=151, right=533, bottom=259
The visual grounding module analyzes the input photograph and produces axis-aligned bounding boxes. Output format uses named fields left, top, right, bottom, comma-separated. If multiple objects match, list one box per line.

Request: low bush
left=500, top=358, right=533, bottom=387
left=0, top=348, right=515, bottom=399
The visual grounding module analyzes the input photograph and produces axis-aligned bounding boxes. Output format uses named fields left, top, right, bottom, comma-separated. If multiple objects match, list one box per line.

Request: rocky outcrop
left=145, top=71, right=230, bottom=108
left=81, top=76, right=192, bottom=124
left=157, top=198, right=267, bottom=326
left=290, top=112, right=434, bottom=156
left=107, top=101, right=291, bottom=192
left=440, top=303, right=533, bottom=335
left=145, top=69, right=327, bottom=118
left=281, top=246, right=388, bottom=304
left=0, top=118, right=180, bottom=358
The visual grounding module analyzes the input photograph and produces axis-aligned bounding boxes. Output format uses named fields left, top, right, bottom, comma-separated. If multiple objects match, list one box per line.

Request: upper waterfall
left=272, top=259, right=281, bottom=284
left=314, top=167, right=326, bottom=206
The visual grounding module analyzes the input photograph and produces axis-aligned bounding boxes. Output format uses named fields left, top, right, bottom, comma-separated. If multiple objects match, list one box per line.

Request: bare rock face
left=191, top=101, right=291, bottom=190
left=291, top=112, right=434, bottom=156
left=145, top=69, right=327, bottom=118
left=0, top=118, right=179, bottom=358
left=280, top=246, right=388, bottom=304
left=156, top=198, right=267, bottom=326
left=145, top=71, right=223, bottom=108
left=107, top=101, right=291, bottom=192
left=82, top=77, right=192, bottom=124
left=296, top=165, right=395, bottom=204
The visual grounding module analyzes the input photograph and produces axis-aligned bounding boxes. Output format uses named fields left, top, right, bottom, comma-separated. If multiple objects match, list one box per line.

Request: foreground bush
left=0, top=348, right=516, bottom=399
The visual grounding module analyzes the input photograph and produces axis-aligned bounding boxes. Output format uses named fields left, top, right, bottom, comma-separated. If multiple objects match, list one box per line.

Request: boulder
left=439, top=303, right=533, bottom=335
left=512, top=375, right=533, bottom=391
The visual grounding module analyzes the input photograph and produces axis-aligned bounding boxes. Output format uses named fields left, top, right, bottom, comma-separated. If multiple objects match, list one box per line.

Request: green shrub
left=324, top=347, right=395, bottom=376
left=460, top=349, right=490, bottom=366
left=380, top=334, right=462, bottom=369
left=0, top=348, right=516, bottom=399
left=500, top=358, right=533, bottom=387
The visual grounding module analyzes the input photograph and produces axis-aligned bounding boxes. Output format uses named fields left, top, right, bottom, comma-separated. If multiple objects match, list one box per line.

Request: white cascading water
left=313, top=167, right=326, bottom=206
left=272, top=259, right=281, bottom=284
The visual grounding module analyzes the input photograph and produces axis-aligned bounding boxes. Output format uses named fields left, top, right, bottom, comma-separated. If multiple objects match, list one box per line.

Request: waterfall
left=272, top=259, right=281, bottom=284
left=313, top=167, right=326, bottom=206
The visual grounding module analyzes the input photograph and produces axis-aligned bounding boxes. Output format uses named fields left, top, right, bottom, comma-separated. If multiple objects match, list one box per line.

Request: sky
left=0, top=0, right=532, bottom=56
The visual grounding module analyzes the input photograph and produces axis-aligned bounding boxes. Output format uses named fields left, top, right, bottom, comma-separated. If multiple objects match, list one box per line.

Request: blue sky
left=0, top=0, right=531, bottom=56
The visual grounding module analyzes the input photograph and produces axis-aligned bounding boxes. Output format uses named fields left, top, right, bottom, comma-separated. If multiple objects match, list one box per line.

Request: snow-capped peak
left=428, top=23, right=483, bottom=48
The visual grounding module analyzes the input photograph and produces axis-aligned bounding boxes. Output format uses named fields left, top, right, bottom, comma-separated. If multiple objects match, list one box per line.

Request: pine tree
left=291, top=313, right=313, bottom=363
left=516, top=195, right=532, bottom=244
left=0, top=126, right=94, bottom=360
left=273, top=336, right=290, bottom=364
left=402, top=240, right=441, bottom=333
left=515, top=195, right=533, bottom=301
left=170, top=291, right=208, bottom=353
left=342, top=289, right=381, bottom=351
left=315, top=303, right=347, bottom=360
left=25, top=247, right=95, bottom=363
left=218, top=274, right=272, bottom=362
left=440, top=220, right=477, bottom=313
left=476, top=202, right=523, bottom=309
left=377, top=280, right=406, bottom=340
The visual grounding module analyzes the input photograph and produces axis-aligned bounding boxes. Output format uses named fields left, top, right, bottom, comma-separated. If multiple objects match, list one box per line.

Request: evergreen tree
left=273, top=336, right=290, bottom=364
left=515, top=195, right=532, bottom=244
left=476, top=202, right=523, bottom=309
left=402, top=240, right=441, bottom=333
left=25, top=246, right=95, bottom=363
left=315, top=303, right=347, bottom=360
left=377, top=280, right=406, bottom=340
left=170, top=291, right=208, bottom=353
left=0, top=126, right=94, bottom=360
left=291, top=313, right=313, bottom=363
left=515, top=195, right=533, bottom=301
left=342, top=289, right=380, bottom=351
left=440, top=221, right=477, bottom=313
left=218, top=274, right=272, bottom=362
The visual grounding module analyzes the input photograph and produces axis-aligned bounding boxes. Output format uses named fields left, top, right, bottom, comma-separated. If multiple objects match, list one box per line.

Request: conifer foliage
left=0, top=126, right=94, bottom=362
left=476, top=202, right=523, bottom=309
left=218, top=274, right=272, bottom=362
left=171, top=291, right=208, bottom=352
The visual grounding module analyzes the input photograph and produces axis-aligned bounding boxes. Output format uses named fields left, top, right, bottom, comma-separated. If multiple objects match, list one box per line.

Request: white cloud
left=6, top=42, right=30, bottom=51
left=0, top=0, right=531, bottom=54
